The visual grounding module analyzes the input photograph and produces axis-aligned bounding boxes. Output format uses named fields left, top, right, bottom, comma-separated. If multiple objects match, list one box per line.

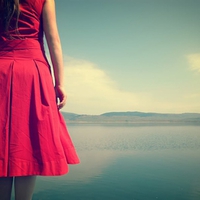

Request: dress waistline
left=0, top=39, right=43, bottom=50
left=0, top=39, right=46, bottom=60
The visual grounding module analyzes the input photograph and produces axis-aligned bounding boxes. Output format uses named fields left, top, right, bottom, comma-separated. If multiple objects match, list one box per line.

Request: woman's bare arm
left=42, top=0, right=67, bottom=109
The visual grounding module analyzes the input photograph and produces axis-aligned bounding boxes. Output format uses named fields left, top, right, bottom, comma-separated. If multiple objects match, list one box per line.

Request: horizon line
left=61, top=111, right=200, bottom=116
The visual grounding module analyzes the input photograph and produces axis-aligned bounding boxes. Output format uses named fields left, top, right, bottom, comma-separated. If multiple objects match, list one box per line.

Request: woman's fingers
left=55, top=85, right=67, bottom=109
left=57, top=94, right=67, bottom=109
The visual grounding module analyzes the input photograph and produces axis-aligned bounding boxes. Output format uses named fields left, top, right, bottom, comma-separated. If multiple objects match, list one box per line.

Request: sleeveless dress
left=0, top=0, right=80, bottom=177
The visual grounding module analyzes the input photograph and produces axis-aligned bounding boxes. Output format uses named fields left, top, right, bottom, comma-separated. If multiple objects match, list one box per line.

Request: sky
left=50, top=0, right=200, bottom=115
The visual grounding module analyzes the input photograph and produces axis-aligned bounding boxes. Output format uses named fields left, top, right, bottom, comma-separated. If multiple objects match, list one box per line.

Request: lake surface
left=17, top=125, right=200, bottom=199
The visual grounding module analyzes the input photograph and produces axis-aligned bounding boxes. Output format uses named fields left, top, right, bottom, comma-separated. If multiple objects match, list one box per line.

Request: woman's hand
left=55, top=85, right=67, bottom=109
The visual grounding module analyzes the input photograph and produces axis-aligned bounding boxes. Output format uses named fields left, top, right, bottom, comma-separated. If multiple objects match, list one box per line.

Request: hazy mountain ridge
left=61, top=111, right=200, bottom=125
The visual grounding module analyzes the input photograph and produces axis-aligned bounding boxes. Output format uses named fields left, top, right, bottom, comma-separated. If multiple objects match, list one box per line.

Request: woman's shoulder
left=20, top=0, right=47, bottom=19
left=20, top=0, right=46, bottom=14
left=21, top=0, right=46, bottom=4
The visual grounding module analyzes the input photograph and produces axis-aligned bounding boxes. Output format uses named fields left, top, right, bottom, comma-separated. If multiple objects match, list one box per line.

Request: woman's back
left=0, top=0, right=79, bottom=178
left=0, top=0, right=79, bottom=198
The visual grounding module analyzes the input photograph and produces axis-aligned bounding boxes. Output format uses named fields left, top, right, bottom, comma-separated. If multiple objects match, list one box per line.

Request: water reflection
left=70, top=125, right=200, bottom=151
left=32, top=125, right=200, bottom=199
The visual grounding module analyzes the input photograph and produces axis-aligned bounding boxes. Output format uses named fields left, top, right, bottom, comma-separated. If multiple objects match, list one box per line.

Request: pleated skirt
left=0, top=39, right=80, bottom=177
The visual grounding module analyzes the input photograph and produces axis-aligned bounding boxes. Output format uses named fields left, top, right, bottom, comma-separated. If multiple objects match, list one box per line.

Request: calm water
left=16, top=125, right=200, bottom=199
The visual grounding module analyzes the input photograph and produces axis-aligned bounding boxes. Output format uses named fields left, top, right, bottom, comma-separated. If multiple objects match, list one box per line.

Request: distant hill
left=61, top=111, right=200, bottom=125
left=101, top=111, right=200, bottom=117
left=61, top=112, right=79, bottom=119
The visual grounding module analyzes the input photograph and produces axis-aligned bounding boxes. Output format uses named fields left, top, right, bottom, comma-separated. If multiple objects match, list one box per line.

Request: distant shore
left=61, top=111, right=200, bottom=125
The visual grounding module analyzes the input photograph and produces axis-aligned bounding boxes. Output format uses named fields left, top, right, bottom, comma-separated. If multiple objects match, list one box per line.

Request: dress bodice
left=0, top=0, right=45, bottom=41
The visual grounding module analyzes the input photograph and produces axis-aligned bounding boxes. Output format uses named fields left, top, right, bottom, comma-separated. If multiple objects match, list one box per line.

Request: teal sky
left=53, top=0, right=200, bottom=115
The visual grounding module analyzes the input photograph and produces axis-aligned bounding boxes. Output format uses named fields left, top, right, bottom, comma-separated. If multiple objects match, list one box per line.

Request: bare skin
left=0, top=177, right=13, bottom=200
left=0, top=0, right=66, bottom=199
left=43, top=0, right=67, bottom=109
left=14, top=176, right=37, bottom=200
left=0, top=176, right=36, bottom=200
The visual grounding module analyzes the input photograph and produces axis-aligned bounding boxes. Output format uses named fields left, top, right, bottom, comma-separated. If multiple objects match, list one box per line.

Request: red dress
left=0, top=0, right=80, bottom=177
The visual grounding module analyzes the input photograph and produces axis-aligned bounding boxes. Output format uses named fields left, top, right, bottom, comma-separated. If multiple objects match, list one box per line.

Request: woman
left=0, top=0, right=80, bottom=199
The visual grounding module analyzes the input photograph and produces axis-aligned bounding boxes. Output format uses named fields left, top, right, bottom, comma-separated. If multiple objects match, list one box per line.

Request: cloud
left=46, top=54, right=200, bottom=114
left=62, top=56, right=141, bottom=114
left=187, top=54, right=200, bottom=72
